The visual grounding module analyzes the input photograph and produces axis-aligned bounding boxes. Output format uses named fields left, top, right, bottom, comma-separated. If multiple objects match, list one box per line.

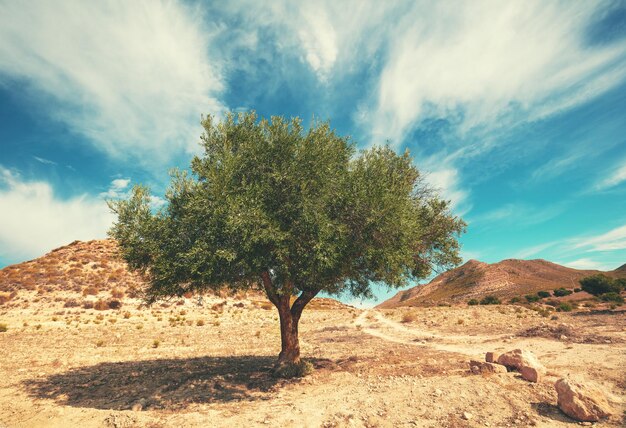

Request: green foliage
left=600, top=292, right=624, bottom=304
left=537, top=291, right=551, bottom=298
left=553, top=288, right=572, bottom=297
left=525, top=294, right=540, bottom=303
left=467, top=299, right=479, bottom=306
left=579, top=274, right=622, bottom=296
left=573, top=288, right=582, bottom=293
left=108, top=112, right=466, bottom=303
left=272, top=360, right=314, bottom=378
left=509, top=296, right=522, bottom=304
left=480, top=295, right=500, bottom=305
left=556, top=302, right=573, bottom=312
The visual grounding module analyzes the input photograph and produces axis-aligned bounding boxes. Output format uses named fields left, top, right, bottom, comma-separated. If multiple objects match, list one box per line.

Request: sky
left=1, top=0, right=625, bottom=305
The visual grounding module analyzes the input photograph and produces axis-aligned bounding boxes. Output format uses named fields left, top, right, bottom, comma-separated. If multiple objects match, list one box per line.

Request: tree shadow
left=23, top=355, right=331, bottom=411
left=531, top=402, right=575, bottom=424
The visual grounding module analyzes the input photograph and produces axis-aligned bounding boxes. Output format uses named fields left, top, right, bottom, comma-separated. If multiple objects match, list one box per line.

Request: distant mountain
left=0, top=239, right=348, bottom=310
left=377, top=259, right=626, bottom=309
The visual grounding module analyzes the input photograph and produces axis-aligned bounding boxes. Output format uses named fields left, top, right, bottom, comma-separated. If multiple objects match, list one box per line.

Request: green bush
left=573, top=288, right=582, bottom=293
left=525, top=294, right=540, bottom=303
left=537, top=291, right=551, bottom=298
left=467, top=299, right=479, bottom=306
left=509, top=297, right=521, bottom=304
left=580, top=274, right=623, bottom=296
left=553, top=288, right=573, bottom=297
left=600, top=292, right=624, bottom=304
left=480, top=295, right=500, bottom=305
left=556, top=302, right=573, bottom=312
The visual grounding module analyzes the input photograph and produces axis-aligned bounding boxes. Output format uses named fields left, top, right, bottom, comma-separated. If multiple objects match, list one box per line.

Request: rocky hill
left=377, top=258, right=626, bottom=308
left=0, top=239, right=347, bottom=310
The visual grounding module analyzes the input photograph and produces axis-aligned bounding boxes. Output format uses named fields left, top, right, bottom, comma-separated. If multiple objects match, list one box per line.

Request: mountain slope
left=377, top=259, right=626, bottom=308
left=0, top=239, right=348, bottom=310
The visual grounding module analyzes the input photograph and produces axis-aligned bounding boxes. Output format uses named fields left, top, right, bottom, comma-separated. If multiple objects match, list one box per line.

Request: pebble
left=462, top=412, right=473, bottom=420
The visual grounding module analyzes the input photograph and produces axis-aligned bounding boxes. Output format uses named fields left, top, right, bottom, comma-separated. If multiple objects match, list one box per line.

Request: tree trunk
left=276, top=295, right=301, bottom=365
left=259, top=271, right=318, bottom=367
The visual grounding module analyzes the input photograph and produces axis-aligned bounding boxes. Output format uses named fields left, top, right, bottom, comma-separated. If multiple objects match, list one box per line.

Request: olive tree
left=108, top=112, right=465, bottom=369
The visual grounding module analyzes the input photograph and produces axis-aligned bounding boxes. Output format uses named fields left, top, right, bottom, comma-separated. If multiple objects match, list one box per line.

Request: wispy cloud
left=0, top=167, right=113, bottom=263
left=572, top=223, right=626, bottom=252
left=559, top=258, right=613, bottom=271
left=33, top=156, right=57, bottom=166
left=595, top=160, right=626, bottom=190
left=361, top=1, right=626, bottom=146
left=0, top=1, right=224, bottom=167
left=424, top=167, right=471, bottom=215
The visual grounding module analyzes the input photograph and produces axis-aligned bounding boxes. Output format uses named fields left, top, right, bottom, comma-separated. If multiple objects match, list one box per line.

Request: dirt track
left=0, top=298, right=624, bottom=427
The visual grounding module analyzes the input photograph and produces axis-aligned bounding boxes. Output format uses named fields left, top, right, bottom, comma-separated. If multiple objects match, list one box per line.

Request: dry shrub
left=108, top=299, right=122, bottom=310
left=64, top=299, right=80, bottom=308
left=401, top=312, right=417, bottom=323
left=94, top=299, right=109, bottom=310
left=0, top=292, right=12, bottom=305
left=82, top=286, right=99, bottom=296
left=183, top=291, right=193, bottom=299
left=111, top=288, right=125, bottom=299
left=82, top=300, right=94, bottom=309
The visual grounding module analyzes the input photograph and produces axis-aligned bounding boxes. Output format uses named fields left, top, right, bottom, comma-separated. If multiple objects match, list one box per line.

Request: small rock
left=469, top=360, right=507, bottom=375
left=555, top=377, right=613, bottom=422
left=497, top=349, right=546, bottom=383
left=559, top=335, right=568, bottom=341
left=434, top=388, right=443, bottom=396
left=485, top=352, right=500, bottom=363
left=462, top=412, right=473, bottom=420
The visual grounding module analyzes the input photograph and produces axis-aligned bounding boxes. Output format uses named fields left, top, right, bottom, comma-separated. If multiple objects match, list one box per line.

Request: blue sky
left=1, top=1, right=625, bottom=304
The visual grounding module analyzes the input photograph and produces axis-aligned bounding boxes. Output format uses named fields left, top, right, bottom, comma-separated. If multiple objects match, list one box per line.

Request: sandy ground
left=0, top=297, right=624, bottom=428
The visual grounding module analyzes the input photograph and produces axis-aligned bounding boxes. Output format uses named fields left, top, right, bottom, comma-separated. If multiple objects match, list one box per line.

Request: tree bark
left=276, top=294, right=300, bottom=365
left=260, top=271, right=318, bottom=366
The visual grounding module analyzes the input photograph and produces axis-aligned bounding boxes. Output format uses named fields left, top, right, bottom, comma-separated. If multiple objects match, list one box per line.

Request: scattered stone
left=497, top=349, right=546, bottom=382
left=485, top=352, right=500, bottom=363
left=555, top=377, right=613, bottom=422
left=131, top=398, right=146, bottom=412
left=434, top=388, right=443, bottom=396
left=462, top=411, right=473, bottom=420
left=469, top=360, right=507, bottom=375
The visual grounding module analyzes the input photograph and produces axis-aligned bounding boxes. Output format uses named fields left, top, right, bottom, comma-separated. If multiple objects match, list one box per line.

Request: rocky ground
left=0, top=294, right=624, bottom=428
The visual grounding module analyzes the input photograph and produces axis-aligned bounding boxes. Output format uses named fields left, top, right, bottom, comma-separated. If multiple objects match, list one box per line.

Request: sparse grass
left=136, top=324, right=143, bottom=330
left=152, top=339, right=160, bottom=348
left=123, top=311, right=131, bottom=319
left=196, top=319, right=205, bottom=326
left=0, top=323, right=7, bottom=332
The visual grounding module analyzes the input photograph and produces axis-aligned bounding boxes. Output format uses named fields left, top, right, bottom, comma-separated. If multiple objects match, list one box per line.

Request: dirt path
left=355, top=310, right=516, bottom=357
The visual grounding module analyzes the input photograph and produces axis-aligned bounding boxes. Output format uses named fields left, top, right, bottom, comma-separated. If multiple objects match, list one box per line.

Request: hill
left=377, top=258, right=626, bottom=308
left=0, top=239, right=347, bottom=310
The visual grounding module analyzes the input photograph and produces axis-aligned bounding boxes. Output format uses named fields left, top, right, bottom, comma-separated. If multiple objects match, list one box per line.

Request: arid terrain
left=0, top=241, right=624, bottom=427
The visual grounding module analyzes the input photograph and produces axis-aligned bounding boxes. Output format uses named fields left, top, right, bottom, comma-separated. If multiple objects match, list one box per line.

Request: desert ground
left=0, top=295, right=624, bottom=428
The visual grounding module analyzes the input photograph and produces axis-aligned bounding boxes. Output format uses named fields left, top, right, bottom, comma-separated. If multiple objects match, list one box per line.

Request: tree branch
left=290, top=288, right=319, bottom=318
left=260, top=271, right=279, bottom=306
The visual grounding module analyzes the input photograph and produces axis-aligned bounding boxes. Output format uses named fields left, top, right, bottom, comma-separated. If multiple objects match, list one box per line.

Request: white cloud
left=363, top=1, right=626, bottom=145
left=33, top=156, right=57, bottom=166
left=559, top=258, right=612, bottom=271
left=0, top=168, right=114, bottom=263
left=595, top=161, right=626, bottom=190
left=99, top=178, right=130, bottom=199
left=573, top=224, right=626, bottom=252
left=425, top=168, right=471, bottom=215
left=0, top=1, right=224, bottom=166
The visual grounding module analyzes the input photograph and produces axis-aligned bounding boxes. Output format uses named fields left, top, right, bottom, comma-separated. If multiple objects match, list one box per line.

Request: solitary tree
left=580, top=274, right=623, bottom=296
left=108, top=112, right=466, bottom=371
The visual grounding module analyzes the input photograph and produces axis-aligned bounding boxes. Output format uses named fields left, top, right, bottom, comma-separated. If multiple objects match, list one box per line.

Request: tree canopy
left=109, top=112, right=466, bottom=368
